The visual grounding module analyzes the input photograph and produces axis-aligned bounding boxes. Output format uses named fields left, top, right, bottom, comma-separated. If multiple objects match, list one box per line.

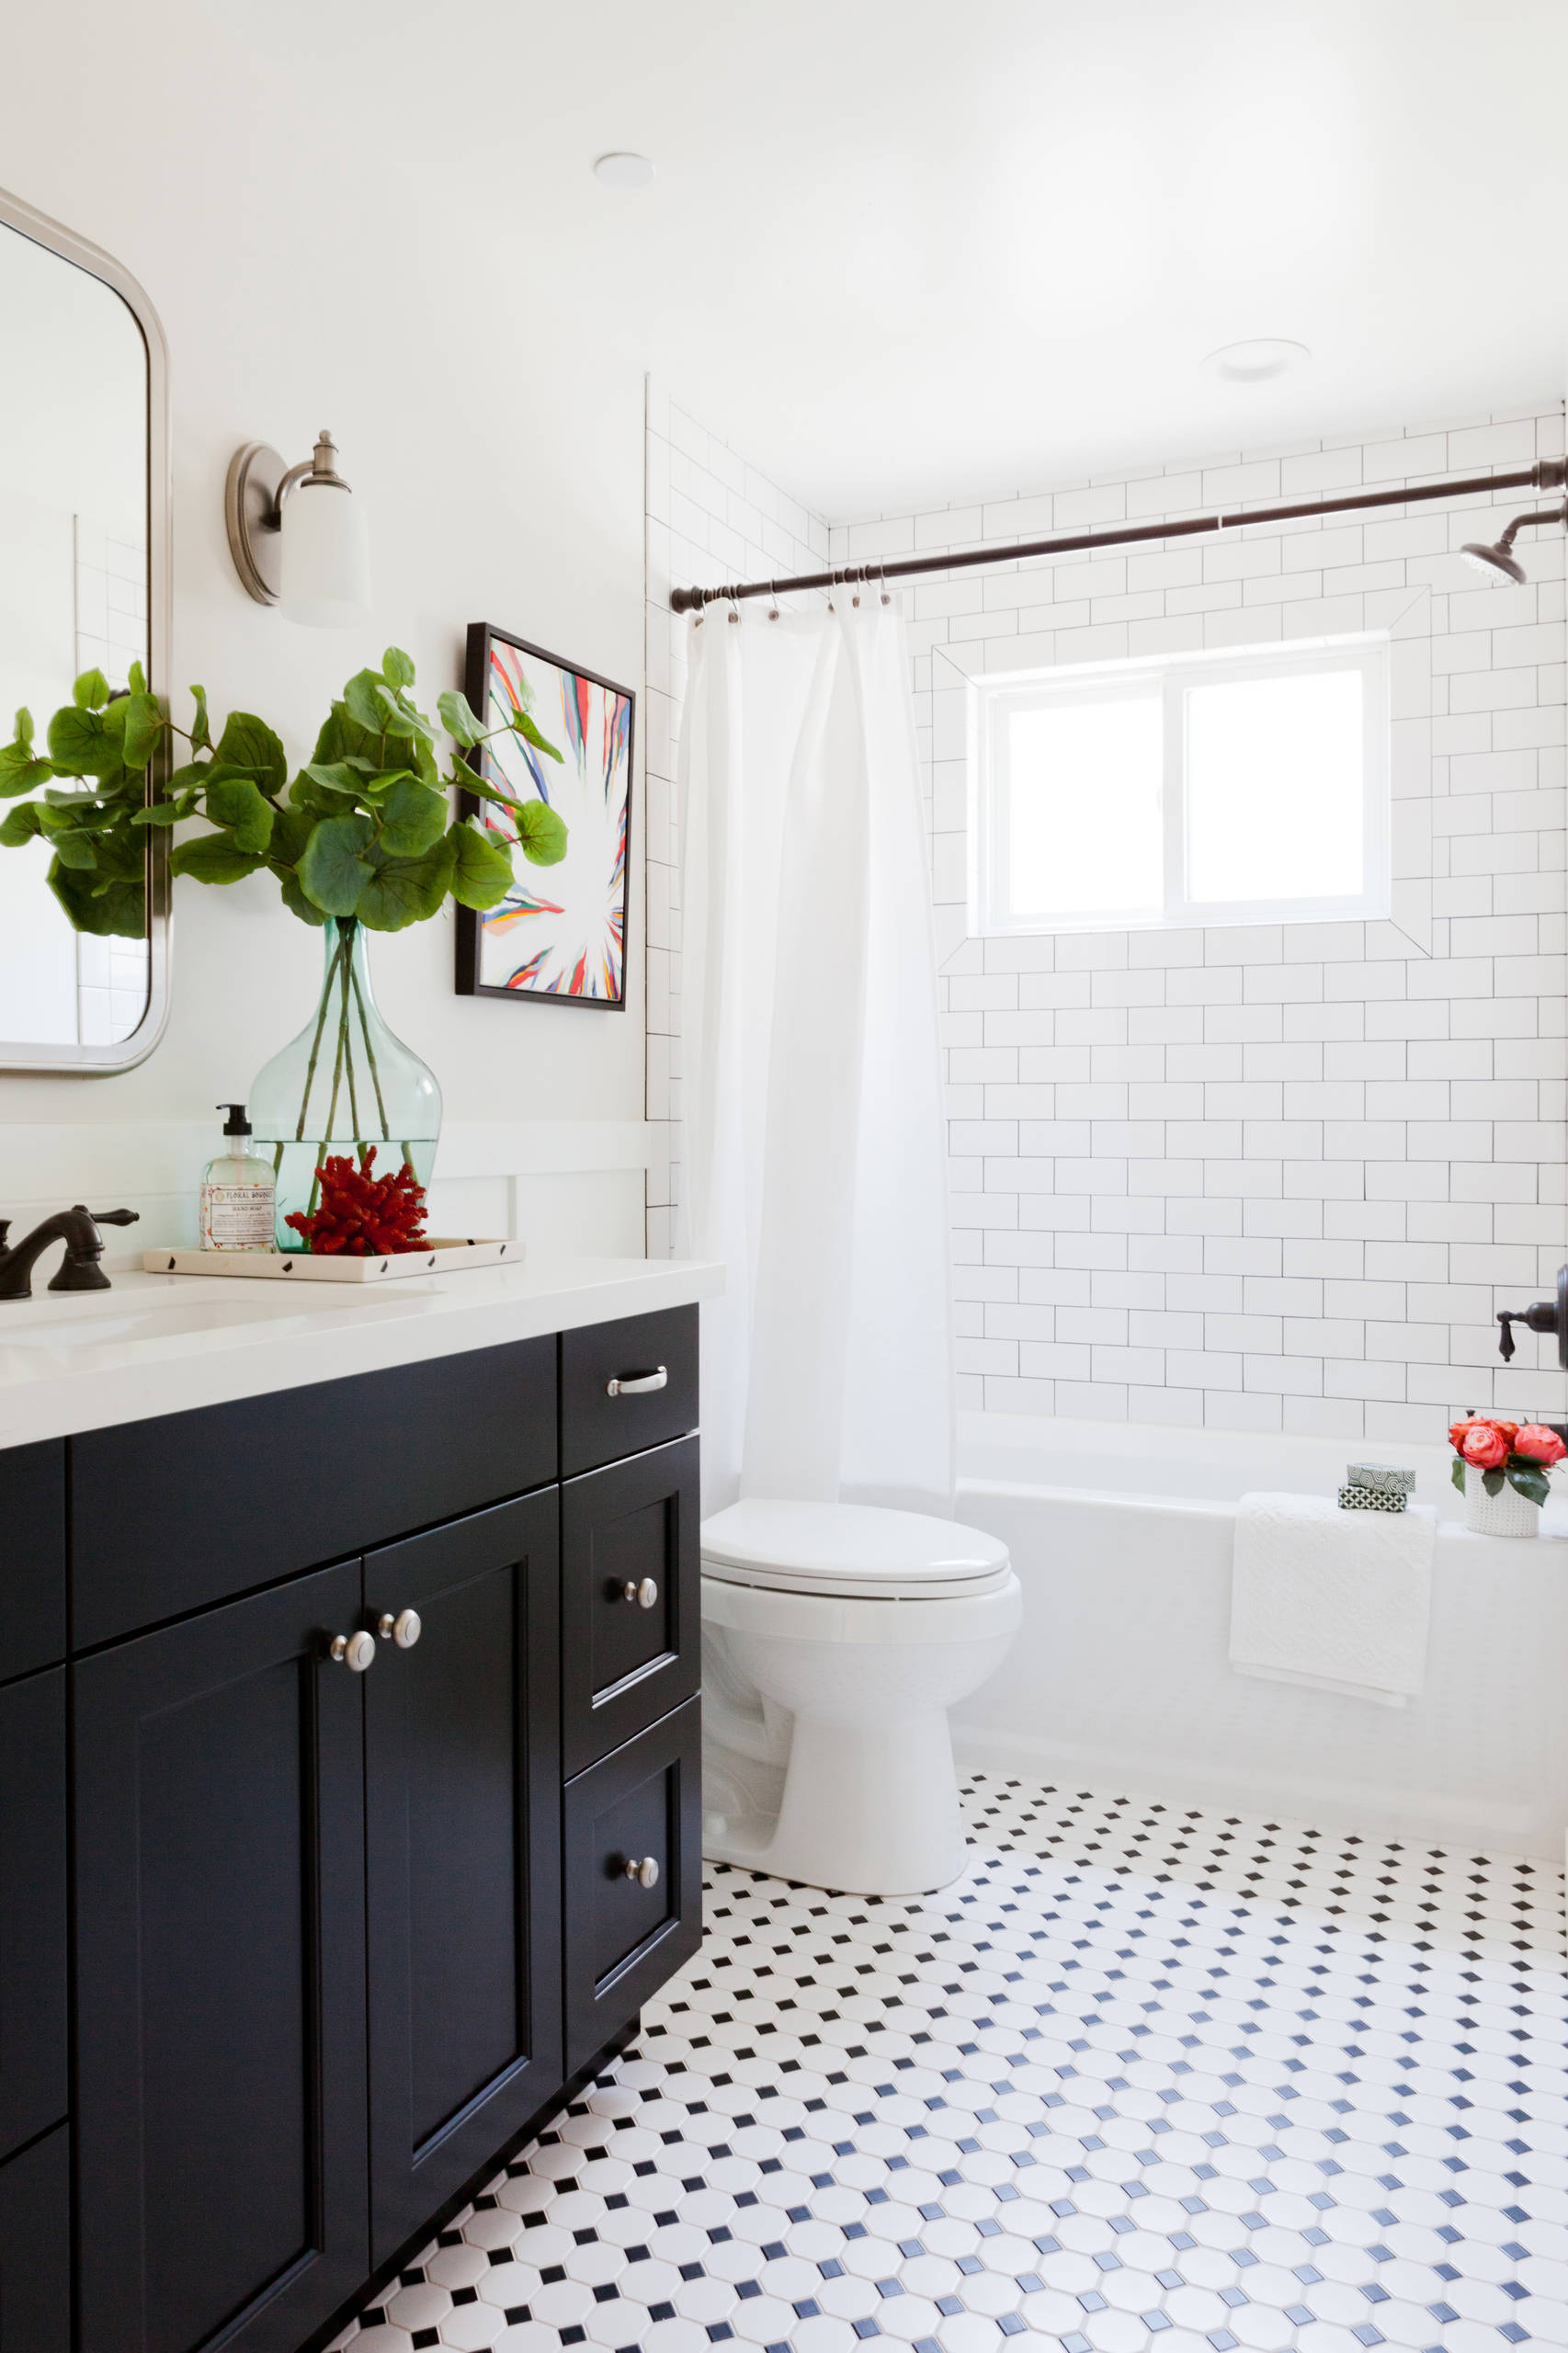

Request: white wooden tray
left=142, top=1238, right=523, bottom=1284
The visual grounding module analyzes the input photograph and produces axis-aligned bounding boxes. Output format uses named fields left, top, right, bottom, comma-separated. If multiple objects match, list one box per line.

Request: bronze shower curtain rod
left=668, top=459, right=1568, bottom=611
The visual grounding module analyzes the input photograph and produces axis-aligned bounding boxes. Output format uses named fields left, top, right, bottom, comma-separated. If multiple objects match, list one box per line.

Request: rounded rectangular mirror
left=0, top=186, right=170, bottom=1071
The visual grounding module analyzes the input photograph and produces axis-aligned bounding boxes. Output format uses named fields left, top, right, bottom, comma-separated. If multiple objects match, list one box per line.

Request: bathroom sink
left=0, top=1287, right=408, bottom=1351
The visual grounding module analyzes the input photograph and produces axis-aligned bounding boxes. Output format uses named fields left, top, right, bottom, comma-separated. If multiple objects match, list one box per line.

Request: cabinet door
left=562, top=1437, right=699, bottom=1778
left=74, top=1559, right=369, bottom=2353
left=0, top=1441, right=64, bottom=1685
left=0, top=2124, right=69, bottom=2353
left=364, top=1492, right=562, bottom=2264
left=562, top=1697, right=702, bottom=2075
left=0, top=1671, right=65, bottom=2164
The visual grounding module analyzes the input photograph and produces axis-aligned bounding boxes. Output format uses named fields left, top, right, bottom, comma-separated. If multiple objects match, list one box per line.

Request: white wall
left=835, top=405, right=1568, bottom=1441
left=0, top=218, right=145, bottom=541
left=0, top=0, right=649, bottom=1248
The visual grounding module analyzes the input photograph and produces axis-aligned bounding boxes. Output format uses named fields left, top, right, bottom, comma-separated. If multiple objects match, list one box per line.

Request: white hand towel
left=1229, top=1491, right=1437, bottom=1708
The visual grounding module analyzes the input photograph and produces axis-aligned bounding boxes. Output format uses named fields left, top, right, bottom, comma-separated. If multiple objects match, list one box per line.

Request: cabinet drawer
left=0, top=1442, right=64, bottom=1686
left=562, top=1696, right=702, bottom=2074
left=72, top=1336, right=557, bottom=1646
left=0, top=1670, right=66, bottom=2164
left=562, top=1437, right=699, bottom=1778
left=0, top=2124, right=69, bottom=2353
left=561, top=1305, right=698, bottom=1477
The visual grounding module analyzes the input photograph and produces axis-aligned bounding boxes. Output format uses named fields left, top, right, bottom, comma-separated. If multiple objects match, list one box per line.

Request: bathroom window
left=971, top=635, right=1390, bottom=935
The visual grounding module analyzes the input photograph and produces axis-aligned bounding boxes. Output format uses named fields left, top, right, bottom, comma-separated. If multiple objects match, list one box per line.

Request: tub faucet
left=0, top=1205, right=140, bottom=1301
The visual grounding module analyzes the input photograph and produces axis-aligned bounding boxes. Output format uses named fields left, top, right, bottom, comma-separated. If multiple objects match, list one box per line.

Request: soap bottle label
left=200, top=1183, right=276, bottom=1251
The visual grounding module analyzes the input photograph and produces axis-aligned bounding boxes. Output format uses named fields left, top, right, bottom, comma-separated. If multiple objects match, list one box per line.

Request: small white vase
left=1464, top=1469, right=1540, bottom=1538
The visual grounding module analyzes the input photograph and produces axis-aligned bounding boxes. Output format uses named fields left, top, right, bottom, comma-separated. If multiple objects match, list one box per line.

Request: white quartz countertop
left=0, top=1253, right=724, bottom=1450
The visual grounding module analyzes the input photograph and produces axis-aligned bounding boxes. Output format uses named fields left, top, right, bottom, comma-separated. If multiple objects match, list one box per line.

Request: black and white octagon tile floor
left=333, top=1774, right=1568, bottom=2353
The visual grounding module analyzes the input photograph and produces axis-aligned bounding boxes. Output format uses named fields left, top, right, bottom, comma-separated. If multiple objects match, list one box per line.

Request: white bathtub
left=951, top=1412, right=1568, bottom=1860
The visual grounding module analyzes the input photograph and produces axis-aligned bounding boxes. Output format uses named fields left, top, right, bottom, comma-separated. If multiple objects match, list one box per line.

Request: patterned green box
left=1338, top=1482, right=1408, bottom=1513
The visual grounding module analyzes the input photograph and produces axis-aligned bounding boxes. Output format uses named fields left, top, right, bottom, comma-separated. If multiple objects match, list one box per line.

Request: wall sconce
left=224, top=429, right=371, bottom=628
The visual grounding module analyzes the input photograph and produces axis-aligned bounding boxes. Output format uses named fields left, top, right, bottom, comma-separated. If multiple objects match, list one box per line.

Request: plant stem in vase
left=249, top=916, right=441, bottom=1247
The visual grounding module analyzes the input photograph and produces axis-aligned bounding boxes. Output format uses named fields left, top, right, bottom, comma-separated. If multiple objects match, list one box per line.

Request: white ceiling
left=211, top=0, right=1568, bottom=522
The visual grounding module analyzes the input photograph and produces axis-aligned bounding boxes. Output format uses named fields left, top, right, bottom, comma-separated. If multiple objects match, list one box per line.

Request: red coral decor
left=285, top=1148, right=429, bottom=1256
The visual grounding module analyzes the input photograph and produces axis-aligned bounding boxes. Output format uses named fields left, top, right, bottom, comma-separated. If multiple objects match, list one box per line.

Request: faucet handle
left=86, top=1209, right=140, bottom=1227
left=1496, top=1307, right=1552, bottom=1362
left=1496, top=1265, right=1568, bottom=1366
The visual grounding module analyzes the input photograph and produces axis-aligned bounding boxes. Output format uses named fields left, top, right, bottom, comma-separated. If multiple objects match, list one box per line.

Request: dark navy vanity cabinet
left=0, top=1304, right=701, bottom=2353
left=0, top=1442, right=70, bottom=2353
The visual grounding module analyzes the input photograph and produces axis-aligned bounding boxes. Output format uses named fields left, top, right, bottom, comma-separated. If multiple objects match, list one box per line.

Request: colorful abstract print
left=478, top=640, right=631, bottom=1001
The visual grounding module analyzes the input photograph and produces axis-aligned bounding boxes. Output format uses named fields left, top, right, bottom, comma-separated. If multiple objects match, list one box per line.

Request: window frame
left=971, top=631, right=1392, bottom=938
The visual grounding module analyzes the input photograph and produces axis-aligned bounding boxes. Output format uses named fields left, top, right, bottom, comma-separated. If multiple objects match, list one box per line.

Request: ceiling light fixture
left=593, top=153, right=655, bottom=190
left=1202, top=338, right=1312, bottom=384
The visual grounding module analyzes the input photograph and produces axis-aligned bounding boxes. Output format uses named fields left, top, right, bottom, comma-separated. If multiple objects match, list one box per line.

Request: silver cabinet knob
left=328, top=1630, right=376, bottom=1672
left=619, top=1578, right=659, bottom=1608
left=607, top=1366, right=668, bottom=1397
left=378, top=1608, right=422, bottom=1649
left=622, top=1855, right=660, bottom=1889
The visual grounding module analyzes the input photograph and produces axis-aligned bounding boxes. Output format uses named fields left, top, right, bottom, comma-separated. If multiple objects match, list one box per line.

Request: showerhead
left=1460, top=535, right=1528, bottom=585
left=1460, top=498, right=1568, bottom=587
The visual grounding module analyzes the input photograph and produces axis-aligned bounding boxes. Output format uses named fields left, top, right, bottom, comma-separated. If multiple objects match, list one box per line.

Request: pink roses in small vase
left=1449, top=1415, right=1565, bottom=1515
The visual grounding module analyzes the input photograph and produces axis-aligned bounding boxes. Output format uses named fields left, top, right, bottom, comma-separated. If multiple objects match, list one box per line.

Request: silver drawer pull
left=620, top=1577, right=660, bottom=1608
left=328, top=1631, right=376, bottom=1672
left=378, top=1608, right=422, bottom=1649
left=607, top=1366, right=667, bottom=1397
left=622, top=1855, right=660, bottom=1889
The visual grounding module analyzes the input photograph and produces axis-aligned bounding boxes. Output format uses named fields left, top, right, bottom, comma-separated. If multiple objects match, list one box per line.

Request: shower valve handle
left=1496, top=1265, right=1568, bottom=1365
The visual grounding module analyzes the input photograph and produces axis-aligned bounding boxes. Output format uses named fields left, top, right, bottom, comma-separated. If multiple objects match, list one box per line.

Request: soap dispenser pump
left=199, top=1104, right=277, bottom=1252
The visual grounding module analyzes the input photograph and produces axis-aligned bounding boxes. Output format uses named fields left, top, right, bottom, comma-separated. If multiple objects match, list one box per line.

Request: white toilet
left=699, top=1499, right=1022, bottom=1896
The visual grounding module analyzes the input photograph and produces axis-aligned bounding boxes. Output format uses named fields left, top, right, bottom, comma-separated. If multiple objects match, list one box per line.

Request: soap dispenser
left=199, top=1104, right=277, bottom=1251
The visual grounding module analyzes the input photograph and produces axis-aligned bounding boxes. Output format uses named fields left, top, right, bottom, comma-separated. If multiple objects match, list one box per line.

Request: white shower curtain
left=675, top=599, right=953, bottom=1517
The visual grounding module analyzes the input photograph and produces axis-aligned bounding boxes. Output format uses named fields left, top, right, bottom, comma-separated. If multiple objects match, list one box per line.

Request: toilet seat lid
left=700, top=1499, right=1011, bottom=1600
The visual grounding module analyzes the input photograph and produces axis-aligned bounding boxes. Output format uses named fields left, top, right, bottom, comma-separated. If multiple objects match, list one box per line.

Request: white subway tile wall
left=843, top=404, right=1568, bottom=1443
left=642, top=380, right=832, bottom=1256
left=647, top=394, right=1568, bottom=1444
left=74, top=514, right=146, bottom=694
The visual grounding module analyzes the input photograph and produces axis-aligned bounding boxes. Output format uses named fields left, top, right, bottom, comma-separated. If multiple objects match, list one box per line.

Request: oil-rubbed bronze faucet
left=0, top=1205, right=140, bottom=1301
left=1496, top=1265, right=1568, bottom=1363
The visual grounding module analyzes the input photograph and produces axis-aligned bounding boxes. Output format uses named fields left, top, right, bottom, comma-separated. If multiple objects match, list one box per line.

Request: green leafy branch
left=0, top=647, right=567, bottom=938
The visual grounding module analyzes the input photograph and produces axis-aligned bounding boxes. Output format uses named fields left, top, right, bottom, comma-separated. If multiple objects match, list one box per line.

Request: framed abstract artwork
left=455, top=621, right=634, bottom=1009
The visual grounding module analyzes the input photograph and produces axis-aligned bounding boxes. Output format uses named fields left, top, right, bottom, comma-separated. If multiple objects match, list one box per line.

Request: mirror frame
left=0, top=183, right=171, bottom=1074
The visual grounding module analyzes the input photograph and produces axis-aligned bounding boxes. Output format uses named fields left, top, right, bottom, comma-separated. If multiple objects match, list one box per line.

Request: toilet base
left=703, top=1706, right=968, bottom=1895
left=700, top=1563, right=1021, bottom=1901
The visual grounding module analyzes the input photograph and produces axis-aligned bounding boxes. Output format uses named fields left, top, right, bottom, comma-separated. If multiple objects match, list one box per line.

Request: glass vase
left=249, top=916, right=441, bottom=1248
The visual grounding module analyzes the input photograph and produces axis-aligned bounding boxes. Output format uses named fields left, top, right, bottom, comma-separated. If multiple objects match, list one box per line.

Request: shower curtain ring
left=767, top=580, right=780, bottom=619
left=880, top=560, right=890, bottom=607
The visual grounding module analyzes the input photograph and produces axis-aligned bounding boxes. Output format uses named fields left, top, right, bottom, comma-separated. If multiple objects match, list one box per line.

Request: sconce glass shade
left=279, top=480, right=370, bottom=629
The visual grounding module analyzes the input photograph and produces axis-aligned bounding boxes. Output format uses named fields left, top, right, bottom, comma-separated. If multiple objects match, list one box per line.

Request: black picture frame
left=454, top=620, right=635, bottom=1011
